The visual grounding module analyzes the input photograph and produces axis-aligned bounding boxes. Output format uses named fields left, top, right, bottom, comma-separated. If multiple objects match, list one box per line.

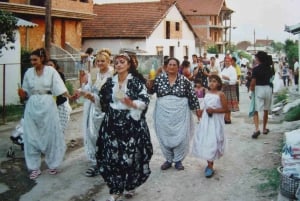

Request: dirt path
left=0, top=86, right=282, bottom=201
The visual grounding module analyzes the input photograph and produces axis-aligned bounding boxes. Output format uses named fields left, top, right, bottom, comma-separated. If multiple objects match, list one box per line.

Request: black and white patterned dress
left=96, top=74, right=153, bottom=195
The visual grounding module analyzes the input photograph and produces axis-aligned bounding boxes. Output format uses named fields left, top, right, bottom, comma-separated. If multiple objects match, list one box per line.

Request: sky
left=94, top=0, right=300, bottom=43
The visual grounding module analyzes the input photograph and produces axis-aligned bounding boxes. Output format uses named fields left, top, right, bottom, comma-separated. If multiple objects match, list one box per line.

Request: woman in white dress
left=192, top=75, right=228, bottom=178
left=272, top=62, right=284, bottom=93
left=79, top=49, right=114, bottom=177
left=18, top=48, right=70, bottom=179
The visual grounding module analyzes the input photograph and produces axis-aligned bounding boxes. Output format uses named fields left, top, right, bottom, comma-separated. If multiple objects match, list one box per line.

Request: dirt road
left=0, top=85, right=282, bottom=201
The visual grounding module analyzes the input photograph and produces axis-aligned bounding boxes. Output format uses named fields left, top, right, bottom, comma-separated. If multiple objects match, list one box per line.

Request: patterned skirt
left=96, top=107, right=153, bottom=195
left=222, top=84, right=239, bottom=112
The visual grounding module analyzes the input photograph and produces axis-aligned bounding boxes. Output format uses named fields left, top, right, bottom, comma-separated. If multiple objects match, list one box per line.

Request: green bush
left=284, top=105, right=300, bottom=122
left=273, top=89, right=288, bottom=105
left=0, top=104, right=24, bottom=124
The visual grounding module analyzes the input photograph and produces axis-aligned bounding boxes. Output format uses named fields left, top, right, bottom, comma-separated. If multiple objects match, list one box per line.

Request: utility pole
left=253, top=29, right=256, bottom=54
left=45, top=0, right=52, bottom=55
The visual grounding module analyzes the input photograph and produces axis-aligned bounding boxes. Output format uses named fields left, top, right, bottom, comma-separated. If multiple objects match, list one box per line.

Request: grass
left=256, top=168, right=280, bottom=193
left=273, top=89, right=288, bottom=105
left=0, top=104, right=24, bottom=124
left=284, top=105, right=300, bottom=122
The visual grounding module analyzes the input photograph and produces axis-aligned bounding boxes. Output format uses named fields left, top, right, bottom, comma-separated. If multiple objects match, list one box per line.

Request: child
left=192, top=74, right=228, bottom=178
left=245, top=71, right=252, bottom=92
left=194, top=78, right=205, bottom=109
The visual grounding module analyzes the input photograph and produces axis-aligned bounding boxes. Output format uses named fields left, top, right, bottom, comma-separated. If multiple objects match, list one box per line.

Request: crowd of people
left=17, top=47, right=298, bottom=201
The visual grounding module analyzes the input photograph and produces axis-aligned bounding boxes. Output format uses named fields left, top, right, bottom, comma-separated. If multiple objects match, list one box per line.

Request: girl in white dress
left=78, top=49, right=114, bottom=177
left=192, top=74, right=228, bottom=178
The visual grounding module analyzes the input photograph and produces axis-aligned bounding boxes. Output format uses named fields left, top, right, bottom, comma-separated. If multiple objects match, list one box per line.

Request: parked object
left=7, top=118, right=24, bottom=158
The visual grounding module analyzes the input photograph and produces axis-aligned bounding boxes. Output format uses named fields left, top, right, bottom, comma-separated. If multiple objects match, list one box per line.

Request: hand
left=248, top=91, right=252, bottom=99
left=122, top=97, right=136, bottom=108
left=18, top=88, right=27, bottom=99
left=196, top=109, right=202, bottom=120
left=84, top=92, right=94, bottom=102
left=206, top=108, right=214, bottom=116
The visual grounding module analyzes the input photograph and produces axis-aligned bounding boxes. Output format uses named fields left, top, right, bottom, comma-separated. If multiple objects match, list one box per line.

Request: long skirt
left=96, top=107, right=153, bottom=195
left=222, top=84, right=239, bottom=112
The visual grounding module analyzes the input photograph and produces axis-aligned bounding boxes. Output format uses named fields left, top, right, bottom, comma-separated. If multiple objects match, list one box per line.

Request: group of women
left=19, top=48, right=228, bottom=201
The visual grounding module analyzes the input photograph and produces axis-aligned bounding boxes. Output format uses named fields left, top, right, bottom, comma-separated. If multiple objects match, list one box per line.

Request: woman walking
left=95, top=53, right=153, bottom=201
left=148, top=57, right=201, bottom=171
left=79, top=49, right=114, bottom=177
left=18, top=48, right=70, bottom=179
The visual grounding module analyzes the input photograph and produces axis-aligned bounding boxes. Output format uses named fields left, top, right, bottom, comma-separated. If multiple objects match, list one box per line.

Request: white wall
left=0, top=31, right=21, bottom=105
left=82, top=4, right=197, bottom=62
left=147, top=5, right=196, bottom=61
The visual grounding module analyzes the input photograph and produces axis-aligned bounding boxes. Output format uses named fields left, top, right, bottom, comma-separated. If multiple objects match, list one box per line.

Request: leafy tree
left=284, top=39, right=298, bottom=68
left=207, top=45, right=218, bottom=54
left=271, top=41, right=284, bottom=53
left=0, top=10, right=18, bottom=56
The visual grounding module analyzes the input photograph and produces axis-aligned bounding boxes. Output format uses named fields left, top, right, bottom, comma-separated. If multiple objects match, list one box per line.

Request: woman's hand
left=122, top=97, right=137, bottom=108
left=18, top=88, right=27, bottom=100
left=196, top=109, right=202, bottom=120
left=84, top=92, right=95, bottom=102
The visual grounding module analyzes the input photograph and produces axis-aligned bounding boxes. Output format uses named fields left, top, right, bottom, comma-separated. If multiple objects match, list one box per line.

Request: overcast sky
left=94, top=0, right=300, bottom=43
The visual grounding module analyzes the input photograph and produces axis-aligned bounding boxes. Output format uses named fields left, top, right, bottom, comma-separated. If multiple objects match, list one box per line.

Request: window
left=30, top=0, right=46, bottom=6
left=184, top=46, right=189, bottom=57
left=166, top=21, right=170, bottom=39
left=169, top=46, right=174, bottom=57
left=80, top=0, right=89, bottom=3
left=175, top=22, right=180, bottom=31
left=156, top=46, right=163, bottom=56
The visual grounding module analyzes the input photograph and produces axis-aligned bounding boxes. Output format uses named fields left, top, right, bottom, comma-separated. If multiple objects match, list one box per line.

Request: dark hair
left=255, top=51, right=268, bottom=64
left=31, top=48, right=48, bottom=64
left=181, top=60, right=190, bottom=68
left=167, top=57, right=180, bottom=67
left=163, top=55, right=170, bottom=65
left=232, top=57, right=237, bottom=62
left=194, top=78, right=202, bottom=85
left=48, top=59, right=60, bottom=70
left=209, top=74, right=222, bottom=91
left=85, top=47, right=94, bottom=55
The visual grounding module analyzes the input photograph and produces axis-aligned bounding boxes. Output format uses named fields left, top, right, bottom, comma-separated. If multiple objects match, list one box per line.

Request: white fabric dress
left=82, top=67, right=114, bottom=164
left=22, top=66, right=67, bottom=170
left=192, top=92, right=225, bottom=161
left=273, top=64, right=284, bottom=93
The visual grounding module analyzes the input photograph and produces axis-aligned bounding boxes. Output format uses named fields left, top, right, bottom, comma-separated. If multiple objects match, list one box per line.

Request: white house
left=82, top=1, right=198, bottom=61
left=0, top=17, right=37, bottom=106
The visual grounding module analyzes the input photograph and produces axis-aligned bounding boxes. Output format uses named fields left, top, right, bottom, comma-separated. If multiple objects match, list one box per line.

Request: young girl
left=192, top=74, right=228, bottom=178
left=194, top=78, right=205, bottom=109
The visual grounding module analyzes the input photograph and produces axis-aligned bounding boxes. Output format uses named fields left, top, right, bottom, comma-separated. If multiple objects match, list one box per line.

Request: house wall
left=53, top=0, right=93, bottom=13
left=82, top=4, right=196, bottom=62
left=0, top=31, right=21, bottom=105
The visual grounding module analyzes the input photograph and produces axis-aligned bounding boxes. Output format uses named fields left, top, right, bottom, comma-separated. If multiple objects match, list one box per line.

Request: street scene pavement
left=0, top=86, right=284, bottom=201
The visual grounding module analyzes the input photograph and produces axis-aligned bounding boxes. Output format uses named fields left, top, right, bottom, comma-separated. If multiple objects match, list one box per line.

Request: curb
left=0, top=107, right=83, bottom=133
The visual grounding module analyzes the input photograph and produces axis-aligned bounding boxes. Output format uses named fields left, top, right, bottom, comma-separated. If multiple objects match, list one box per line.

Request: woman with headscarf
left=148, top=57, right=201, bottom=171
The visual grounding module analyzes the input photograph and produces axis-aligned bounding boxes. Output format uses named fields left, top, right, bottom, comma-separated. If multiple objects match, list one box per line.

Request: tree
left=0, top=10, right=17, bottom=56
left=271, top=41, right=284, bottom=53
left=284, top=39, right=298, bottom=68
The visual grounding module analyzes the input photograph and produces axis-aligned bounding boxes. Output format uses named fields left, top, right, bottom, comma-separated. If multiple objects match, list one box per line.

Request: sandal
left=48, top=169, right=58, bottom=175
left=29, top=169, right=41, bottom=180
left=263, top=129, right=270, bottom=135
left=160, top=161, right=172, bottom=170
left=85, top=166, right=99, bottom=177
left=175, top=161, right=184, bottom=170
left=252, top=130, right=260, bottom=139
left=124, top=190, right=135, bottom=198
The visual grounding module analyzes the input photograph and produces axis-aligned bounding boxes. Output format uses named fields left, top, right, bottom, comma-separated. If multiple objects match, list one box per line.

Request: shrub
left=273, top=89, right=288, bottom=105
left=284, top=105, right=300, bottom=122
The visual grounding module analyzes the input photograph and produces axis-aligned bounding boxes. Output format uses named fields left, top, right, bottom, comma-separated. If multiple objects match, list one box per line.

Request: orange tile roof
left=82, top=2, right=172, bottom=38
left=176, top=0, right=232, bottom=16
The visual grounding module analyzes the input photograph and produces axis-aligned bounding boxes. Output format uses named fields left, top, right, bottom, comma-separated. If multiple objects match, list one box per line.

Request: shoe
left=160, top=161, right=172, bottom=170
left=224, top=120, right=231, bottom=124
left=252, top=131, right=261, bottom=139
left=263, top=129, right=270, bottom=135
left=29, top=169, right=41, bottom=180
left=175, top=161, right=184, bottom=170
left=85, top=165, right=100, bottom=177
left=48, top=169, right=58, bottom=175
left=205, top=167, right=214, bottom=178
left=124, top=190, right=135, bottom=198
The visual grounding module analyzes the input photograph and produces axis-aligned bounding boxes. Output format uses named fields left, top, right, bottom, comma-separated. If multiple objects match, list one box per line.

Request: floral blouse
left=149, top=73, right=200, bottom=110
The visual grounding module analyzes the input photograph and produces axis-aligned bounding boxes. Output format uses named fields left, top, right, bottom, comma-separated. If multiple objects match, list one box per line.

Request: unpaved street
left=0, top=86, right=282, bottom=201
